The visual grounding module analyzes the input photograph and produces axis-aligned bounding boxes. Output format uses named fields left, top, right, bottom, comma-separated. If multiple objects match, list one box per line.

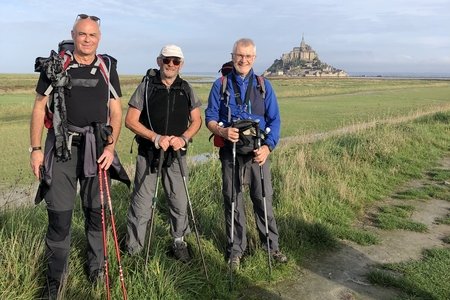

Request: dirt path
left=0, top=182, right=36, bottom=210
left=244, top=158, right=450, bottom=300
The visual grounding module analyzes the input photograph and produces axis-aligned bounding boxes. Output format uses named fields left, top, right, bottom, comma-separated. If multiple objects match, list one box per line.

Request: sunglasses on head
left=76, top=14, right=101, bottom=26
left=162, top=57, right=182, bottom=66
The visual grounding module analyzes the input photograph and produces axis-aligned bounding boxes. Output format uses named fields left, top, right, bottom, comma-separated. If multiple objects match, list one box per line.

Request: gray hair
left=232, top=38, right=256, bottom=54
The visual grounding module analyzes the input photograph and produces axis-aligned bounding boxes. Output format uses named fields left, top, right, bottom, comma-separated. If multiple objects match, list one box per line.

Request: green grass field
left=1, top=75, right=450, bottom=187
left=1, top=75, right=450, bottom=299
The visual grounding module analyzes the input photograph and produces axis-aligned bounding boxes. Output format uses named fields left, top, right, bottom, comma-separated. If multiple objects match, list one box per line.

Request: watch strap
left=29, top=146, right=42, bottom=152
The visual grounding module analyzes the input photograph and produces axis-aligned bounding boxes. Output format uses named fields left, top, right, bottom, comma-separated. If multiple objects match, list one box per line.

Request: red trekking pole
left=102, top=167, right=128, bottom=299
left=98, top=167, right=111, bottom=300
left=94, top=122, right=127, bottom=300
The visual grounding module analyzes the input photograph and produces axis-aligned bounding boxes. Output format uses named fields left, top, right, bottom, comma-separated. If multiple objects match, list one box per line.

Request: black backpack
left=219, top=61, right=233, bottom=76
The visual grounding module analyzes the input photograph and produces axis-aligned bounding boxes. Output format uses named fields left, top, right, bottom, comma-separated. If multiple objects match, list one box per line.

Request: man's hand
left=158, top=135, right=173, bottom=151
left=222, top=127, right=239, bottom=143
left=30, top=150, right=44, bottom=179
left=253, top=145, right=270, bottom=166
left=169, top=136, right=186, bottom=151
left=97, top=147, right=115, bottom=170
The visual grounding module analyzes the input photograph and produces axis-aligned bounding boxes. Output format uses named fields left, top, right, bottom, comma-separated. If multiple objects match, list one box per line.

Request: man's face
left=232, top=44, right=256, bottom=77
left=71, top=19, right=101, bottom=57
left=157, top=56, right=183, bottom=80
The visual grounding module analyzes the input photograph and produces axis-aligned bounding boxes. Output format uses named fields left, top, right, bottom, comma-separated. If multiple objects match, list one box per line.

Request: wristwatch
left=29, top=146, right=42, bottom=153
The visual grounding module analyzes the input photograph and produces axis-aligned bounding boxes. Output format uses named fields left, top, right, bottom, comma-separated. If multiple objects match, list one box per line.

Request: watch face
left=29, top=146, right=41, bottom=153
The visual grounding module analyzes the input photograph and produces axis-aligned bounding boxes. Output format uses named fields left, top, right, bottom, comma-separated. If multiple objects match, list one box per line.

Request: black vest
left=138, top=73, right=191, bottom=148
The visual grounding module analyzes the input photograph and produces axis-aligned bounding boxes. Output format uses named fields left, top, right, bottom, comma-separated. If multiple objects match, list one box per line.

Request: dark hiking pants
left=44, top=145, right=105, bottom=284
left=219, top=147, right=280, bottom=259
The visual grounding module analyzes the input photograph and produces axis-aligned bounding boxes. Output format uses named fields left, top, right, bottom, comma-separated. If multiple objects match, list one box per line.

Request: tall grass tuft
left=0, top=208, right=47, bottom=299
left=368, top=248, right=450, bottom=299
left=271, top=112, right=449, bottom=251
left=1, top=111, right=449, bottom=298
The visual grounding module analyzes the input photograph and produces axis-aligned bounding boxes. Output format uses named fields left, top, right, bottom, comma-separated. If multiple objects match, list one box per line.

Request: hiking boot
left=173, top=241, right=191, bottom=263
left=271, top=250, right=288, bottom=263
left=88, top=269, right=105, bottom=284
left=228, top=255, right=241, bottom=270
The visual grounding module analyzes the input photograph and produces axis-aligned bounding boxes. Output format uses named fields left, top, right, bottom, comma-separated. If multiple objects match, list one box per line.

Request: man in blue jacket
left=205, top=38, right=287, bottom=269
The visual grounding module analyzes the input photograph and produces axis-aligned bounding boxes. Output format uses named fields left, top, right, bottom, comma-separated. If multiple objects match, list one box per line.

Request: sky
left=1, top=0, right=449, bottom=76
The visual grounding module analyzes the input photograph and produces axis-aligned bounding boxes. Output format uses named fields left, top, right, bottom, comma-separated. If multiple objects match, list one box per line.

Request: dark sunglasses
left=76, top=14, right=101, bottom=26
left=162, top=57, right=182, bottom=66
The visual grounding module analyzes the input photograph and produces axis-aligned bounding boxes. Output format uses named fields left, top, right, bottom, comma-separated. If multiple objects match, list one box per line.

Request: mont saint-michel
left=264, top=36, right=348, bottom=77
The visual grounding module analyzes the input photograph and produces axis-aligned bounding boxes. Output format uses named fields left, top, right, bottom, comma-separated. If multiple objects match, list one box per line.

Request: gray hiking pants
left=44, top=145, right=106, bottom=283
left=126, top=153, right=191, bottom=255
left=219, top=147, right=280, bottom=259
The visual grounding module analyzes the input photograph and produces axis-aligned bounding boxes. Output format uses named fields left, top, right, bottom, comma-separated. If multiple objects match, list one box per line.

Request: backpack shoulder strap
left=256, top=75, right=266, bottom=100
left=220, top=74, right=232, bottom=123
left=96, top=54, right=120, bottom=100
left=220, top=75, right=228, bottom=99
left=180, top=79, right=193, bottom=108
left=47, top=52, right=120, bottom=100
left=142, top=68, right=159, bottom=100
left=143, top=68, right=158, bottom=82
left=142, top=69, right=159, bottom=131
left=62, top=51, right=73, bottom=70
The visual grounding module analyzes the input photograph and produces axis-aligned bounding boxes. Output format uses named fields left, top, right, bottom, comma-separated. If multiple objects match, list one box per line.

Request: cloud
left=1, top=0, right=449, bottom=75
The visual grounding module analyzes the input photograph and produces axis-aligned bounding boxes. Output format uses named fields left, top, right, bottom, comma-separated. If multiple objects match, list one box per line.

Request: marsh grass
left=375, top=205, right=428, bottom=232
left=435, top=215, right=450, bottom=225
left=394, top=185, right=450, bottom=200
left=426, top=168, right=450, bottom=183
left=1, top=75, right=450, bottom=298
left=2, top=76, right=450, bottom=186
left=368, top=248, right=450, bottom=299
left=1, top=112, right=449, bottom=299
left=0, top=208, right=46, bottom=299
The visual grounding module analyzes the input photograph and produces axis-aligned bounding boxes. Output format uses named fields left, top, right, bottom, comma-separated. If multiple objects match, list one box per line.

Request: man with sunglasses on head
left=30, top=14, right=127, bottom=298
left=205, top=38, right=287, bottom=270
left=125, top=44, right=202, bottom=263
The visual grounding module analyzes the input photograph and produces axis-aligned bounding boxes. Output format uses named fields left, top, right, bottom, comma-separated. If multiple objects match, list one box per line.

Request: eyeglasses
left=231, top=53, right=255, bottom=61
left=76, top=14, right=101, bottom=26
left=162, top=57, right=182, bottom=66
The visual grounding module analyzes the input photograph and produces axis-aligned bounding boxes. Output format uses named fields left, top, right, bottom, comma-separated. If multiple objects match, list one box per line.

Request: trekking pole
left=98, top=167, right=111, bottom=300
left=145, top=148, right=165, bottom=265
left=176, top=150, right=209, bottom=280
left=229, top=137, right=237, bottom=290
left=255, top=122, right=272, bottom=278
left=93, top=123, right=126, bottom=298
left=102, top=168, right=128, bottom=300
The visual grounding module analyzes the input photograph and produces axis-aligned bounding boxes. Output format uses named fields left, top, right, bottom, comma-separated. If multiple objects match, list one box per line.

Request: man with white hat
left=125, top=44, right=202, bottom=263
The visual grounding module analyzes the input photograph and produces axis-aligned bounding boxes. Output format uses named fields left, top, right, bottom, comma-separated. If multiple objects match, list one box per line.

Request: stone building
left=265, top=35, right=348, bottom=77
left=282, top=35, right=317, bottom=62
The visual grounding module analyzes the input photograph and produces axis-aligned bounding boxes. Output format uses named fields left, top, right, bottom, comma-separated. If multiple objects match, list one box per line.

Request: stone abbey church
left=265, top=36, right=348, bottom=77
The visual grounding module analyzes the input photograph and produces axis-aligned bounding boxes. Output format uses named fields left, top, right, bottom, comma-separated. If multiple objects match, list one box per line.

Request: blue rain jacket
left=205, top=69, right=281, bottom=151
